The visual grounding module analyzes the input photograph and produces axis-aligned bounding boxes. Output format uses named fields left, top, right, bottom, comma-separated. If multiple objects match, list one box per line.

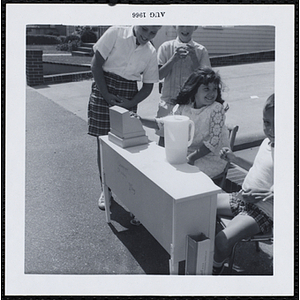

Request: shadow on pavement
left=226, top=242, right=273, bottom=275
left=108, top=199, right=172, bottom=275
left=109, top=197, right=273, bottom=276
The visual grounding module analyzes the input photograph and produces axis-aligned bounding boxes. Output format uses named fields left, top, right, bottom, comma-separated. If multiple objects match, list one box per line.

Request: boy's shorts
left=229, top=192, right=273, bottom=234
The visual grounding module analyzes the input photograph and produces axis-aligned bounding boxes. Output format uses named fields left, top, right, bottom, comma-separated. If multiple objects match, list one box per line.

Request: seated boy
left=213, top=94, right=274, bottom=275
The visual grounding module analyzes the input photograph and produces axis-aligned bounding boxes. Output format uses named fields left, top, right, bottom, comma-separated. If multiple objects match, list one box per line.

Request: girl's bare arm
left=220, top=147, right=252, bottom=171
left=187, top=144, right=211, bottom=165
left=139, top=116, right=160, bottom=130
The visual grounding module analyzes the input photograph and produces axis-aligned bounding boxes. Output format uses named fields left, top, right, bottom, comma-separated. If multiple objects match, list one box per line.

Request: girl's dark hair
left=174, top=67, right=224, bottom=105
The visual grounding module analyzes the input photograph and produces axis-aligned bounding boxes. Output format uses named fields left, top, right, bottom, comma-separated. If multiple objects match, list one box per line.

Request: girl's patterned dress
left=177, top=101, right=230, bottom=178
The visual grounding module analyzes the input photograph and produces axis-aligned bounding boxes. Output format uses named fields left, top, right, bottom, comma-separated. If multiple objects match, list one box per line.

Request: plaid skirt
left=229, top=192, right=273, bottom=234
left=88, top=72, right=138, bottom=136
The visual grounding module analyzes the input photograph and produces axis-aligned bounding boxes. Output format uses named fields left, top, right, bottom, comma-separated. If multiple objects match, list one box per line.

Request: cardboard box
left=109, top=106, right=146, bottom=139
left=185, top=233, right=211, bottom=275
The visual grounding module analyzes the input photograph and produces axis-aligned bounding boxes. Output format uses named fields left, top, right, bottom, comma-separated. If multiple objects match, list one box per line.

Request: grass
left=26, top=44, right=92, bottom=66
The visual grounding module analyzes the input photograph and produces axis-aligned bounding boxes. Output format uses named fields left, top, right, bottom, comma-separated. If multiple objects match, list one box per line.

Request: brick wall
left=26, top=50, right=44, bottom=86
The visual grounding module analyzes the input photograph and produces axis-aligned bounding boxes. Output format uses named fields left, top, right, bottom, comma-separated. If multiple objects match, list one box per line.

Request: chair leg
left=220, top=176, right=226, bottom=190
left=255, top=241, right=260, bottom=252
left=228, top=242, right=238, bottom=274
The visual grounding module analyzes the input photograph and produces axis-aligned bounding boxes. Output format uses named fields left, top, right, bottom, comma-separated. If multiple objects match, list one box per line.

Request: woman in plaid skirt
left=88, top=25, right=161, bottom=210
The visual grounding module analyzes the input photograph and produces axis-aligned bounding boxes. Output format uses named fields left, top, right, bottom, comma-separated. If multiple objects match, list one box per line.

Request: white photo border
left=5, top=3, right=295, bottom=297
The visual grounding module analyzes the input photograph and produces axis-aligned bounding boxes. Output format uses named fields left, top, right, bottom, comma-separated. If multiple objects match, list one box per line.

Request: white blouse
left=93, top=26, right=159, bottom=83
left=243, top=138, right=274, bottom=219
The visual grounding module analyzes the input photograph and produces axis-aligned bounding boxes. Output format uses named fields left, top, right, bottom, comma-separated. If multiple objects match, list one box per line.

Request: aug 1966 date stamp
left=132, top=11, right=166, bottom=18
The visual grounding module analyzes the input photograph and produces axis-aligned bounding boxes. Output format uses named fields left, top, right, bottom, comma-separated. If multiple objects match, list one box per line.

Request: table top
left=101, top=136, right=221, bottom=201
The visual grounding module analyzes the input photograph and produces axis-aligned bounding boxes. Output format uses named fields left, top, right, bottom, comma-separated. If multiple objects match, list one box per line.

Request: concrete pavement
left=25, top=61, right=274, bottom=275
left=26, top=88, right=171, bottom=275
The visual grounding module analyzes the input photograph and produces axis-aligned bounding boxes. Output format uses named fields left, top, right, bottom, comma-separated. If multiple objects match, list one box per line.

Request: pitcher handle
left=187, top=120, right=195, bottom=147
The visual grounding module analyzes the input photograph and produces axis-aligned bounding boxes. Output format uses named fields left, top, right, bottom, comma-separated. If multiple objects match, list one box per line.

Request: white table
left=100, top=136, right=221, bottom=274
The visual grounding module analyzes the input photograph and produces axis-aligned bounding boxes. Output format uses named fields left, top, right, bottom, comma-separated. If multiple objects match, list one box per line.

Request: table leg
left=103, top=184, right=111, bottom=223
left=169, top=258, right=179, bottom=275
left=169, top=243, right=179, bottom=274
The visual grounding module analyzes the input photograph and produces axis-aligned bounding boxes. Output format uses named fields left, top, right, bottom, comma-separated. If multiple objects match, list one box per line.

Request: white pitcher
left=164, top=115, right=195, bottom=164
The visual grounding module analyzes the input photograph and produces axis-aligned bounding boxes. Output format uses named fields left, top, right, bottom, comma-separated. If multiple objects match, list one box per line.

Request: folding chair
left=217, top=215, right=273, bottom=274
left=213, top=124, right=239, bottom=189
left=216, top=141, right=273, bottom=274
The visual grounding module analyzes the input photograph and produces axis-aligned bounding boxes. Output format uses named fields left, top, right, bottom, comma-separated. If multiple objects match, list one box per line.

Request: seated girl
left=138, top=67, right=230, bottom=178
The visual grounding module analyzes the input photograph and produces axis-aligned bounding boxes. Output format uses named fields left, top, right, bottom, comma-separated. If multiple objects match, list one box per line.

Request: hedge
left=26, top=34, right=62, bottom=45
left=81, top=30, right=97, bottom=43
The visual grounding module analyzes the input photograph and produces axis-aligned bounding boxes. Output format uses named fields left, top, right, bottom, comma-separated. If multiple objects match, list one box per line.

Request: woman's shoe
left=98, top=192, right=105, bottom=210
left=98, top=191, right=111, bottom=211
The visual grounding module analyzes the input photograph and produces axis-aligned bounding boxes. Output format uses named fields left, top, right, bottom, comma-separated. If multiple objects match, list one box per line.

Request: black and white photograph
left=5, top=3, right=295, bottom=297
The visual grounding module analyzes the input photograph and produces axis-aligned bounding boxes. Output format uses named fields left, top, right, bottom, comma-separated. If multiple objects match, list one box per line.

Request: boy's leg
left=214, top=214, right=260, bottom=263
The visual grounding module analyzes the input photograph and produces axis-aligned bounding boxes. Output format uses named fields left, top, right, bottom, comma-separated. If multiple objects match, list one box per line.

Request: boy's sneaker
left=212, top=263, right=225, bottom=275
left=98, top=191, right=112, bottom=211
